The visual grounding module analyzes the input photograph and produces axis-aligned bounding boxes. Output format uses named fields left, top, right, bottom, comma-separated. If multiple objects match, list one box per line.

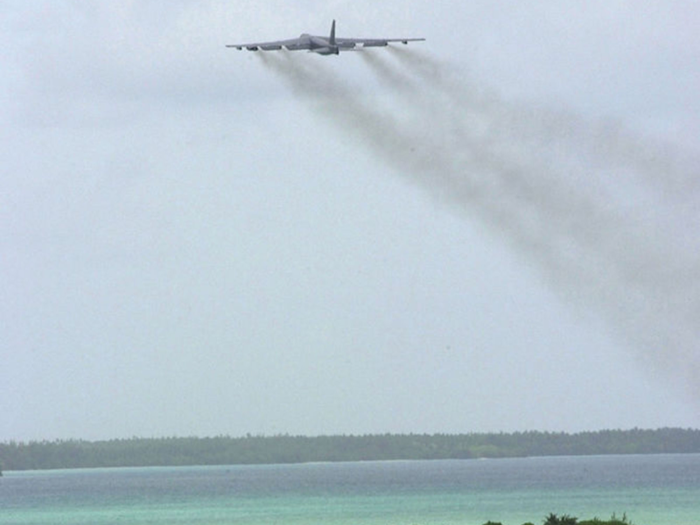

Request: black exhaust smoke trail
left=358, top=52, right=598, bottom=290
left=258, top=50, right=700, bottom=407
left=379, top=49, right=700, bottom=380
left=262, top=53, right=553, bottom=263
left=258, top=52, right=430, bottom=169
left=389, top=48, right=700, bottom=201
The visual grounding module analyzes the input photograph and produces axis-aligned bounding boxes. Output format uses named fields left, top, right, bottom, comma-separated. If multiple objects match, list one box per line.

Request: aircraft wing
left=335, top=37, right=425, bottom=48
left=226, top=38, right=309, bottom=51
left=226, top=22, right=425, bottom=54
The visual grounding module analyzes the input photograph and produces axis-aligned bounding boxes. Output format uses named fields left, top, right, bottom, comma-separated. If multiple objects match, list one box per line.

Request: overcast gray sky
left=2, top=1, right=699, bottom=441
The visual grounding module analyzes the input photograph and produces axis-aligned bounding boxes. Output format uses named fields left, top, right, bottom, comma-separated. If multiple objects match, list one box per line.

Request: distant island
left=1, top=428, right=698, bottom=471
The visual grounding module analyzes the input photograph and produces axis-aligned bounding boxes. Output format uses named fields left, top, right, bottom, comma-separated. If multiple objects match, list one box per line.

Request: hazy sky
left=2, top=1, right=699, bottom=441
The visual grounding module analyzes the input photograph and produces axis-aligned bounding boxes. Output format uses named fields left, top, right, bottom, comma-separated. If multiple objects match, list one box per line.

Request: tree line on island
left=1, top=427, right=699, bottom=471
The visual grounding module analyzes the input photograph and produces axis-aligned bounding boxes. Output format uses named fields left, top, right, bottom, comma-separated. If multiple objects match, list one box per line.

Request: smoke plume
left=258, top=49, right=700, bottom=404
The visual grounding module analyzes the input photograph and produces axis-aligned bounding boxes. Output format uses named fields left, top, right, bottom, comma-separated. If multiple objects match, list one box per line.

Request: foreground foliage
left=1, top=428, right=698, bottom=471
left=483, top=513, right=634, bottom=525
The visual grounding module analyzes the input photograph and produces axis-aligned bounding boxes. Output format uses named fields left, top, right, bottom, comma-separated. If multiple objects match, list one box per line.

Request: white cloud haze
left=2, top=1, right=699, bottom=440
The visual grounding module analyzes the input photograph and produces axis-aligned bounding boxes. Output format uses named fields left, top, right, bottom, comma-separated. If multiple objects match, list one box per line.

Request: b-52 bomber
left=226, top=20, right=425, bottom=56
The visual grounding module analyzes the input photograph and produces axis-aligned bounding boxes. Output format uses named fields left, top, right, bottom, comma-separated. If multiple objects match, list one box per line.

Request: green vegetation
left=0, top=428, right=698, bottom=471
left=481, top=513, right=634, bottom=525
left=544, top=513, right=578, bottom=525
left=578, top=512, right=634, bottom=525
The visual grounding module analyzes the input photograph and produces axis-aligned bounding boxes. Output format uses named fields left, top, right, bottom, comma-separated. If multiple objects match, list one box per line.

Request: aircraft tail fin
left=329, top=20, right=336, bottom=46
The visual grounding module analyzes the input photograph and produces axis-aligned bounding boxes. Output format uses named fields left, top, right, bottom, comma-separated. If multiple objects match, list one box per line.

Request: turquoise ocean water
left=1, top=454, right=699, bottom=525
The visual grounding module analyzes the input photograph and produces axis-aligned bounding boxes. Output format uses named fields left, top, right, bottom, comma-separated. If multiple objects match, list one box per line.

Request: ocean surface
left=1, top=454, right=699, bottom=525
